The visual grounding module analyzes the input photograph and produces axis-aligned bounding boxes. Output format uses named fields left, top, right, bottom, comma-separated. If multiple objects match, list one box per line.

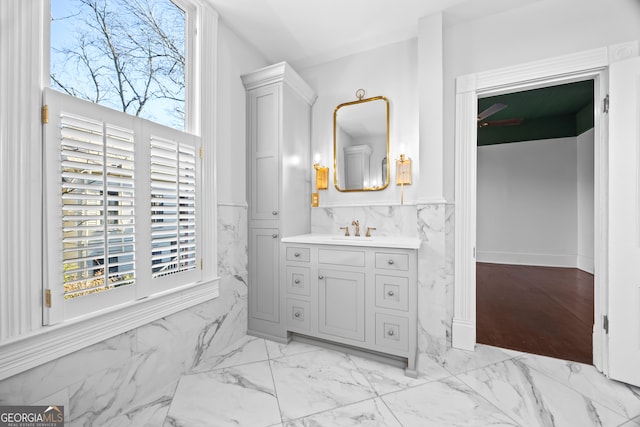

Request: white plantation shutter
left=149, top=126, right=199, bottom=287
left=104, top=124, right=136, bottom=289
left=60, top=114, right=137, bottom=300
left=43, top=88, right=201, bottom=324
left=59, top=113, right=108, bottom=299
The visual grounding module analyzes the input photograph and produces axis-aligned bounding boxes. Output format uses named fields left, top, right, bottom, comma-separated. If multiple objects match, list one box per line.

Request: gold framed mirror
left=333, top=95, right=390, bottom=192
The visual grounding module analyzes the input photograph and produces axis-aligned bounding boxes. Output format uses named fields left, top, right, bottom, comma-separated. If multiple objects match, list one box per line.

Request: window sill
left=0, top=277, right=220, bottom=381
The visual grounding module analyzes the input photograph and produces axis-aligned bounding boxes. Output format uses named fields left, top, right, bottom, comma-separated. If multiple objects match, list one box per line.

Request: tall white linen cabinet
left=242, top=62, right=316, bottom=341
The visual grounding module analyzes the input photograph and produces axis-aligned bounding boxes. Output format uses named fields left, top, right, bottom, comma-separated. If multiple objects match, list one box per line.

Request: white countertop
left=281, top=234, right=422, bottom=249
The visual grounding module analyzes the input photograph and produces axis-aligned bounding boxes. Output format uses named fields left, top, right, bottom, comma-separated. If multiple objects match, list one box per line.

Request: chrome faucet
left=351, top=220, right=360, bottom=237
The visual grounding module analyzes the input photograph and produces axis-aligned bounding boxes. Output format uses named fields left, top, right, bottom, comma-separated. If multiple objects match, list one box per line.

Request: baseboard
left=247, top=329, right=289, bottom=344
left=476, top=251, right=578, bottom=268
left=577, top=255, right=595, bottom=274
left=476, top=251, right=596, bottom=274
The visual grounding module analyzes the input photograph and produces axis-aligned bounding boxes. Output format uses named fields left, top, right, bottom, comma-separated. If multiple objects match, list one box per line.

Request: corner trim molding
left=0, top=279, right=219, bottom=381
left=452, top=319, right=475, bottom=351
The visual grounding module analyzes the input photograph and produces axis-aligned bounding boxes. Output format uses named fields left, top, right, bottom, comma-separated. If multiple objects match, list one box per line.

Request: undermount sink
left=281, top=233, right=421, bottom=249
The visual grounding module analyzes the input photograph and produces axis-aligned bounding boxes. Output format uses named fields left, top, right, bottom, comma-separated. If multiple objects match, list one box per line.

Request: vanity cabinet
left=242, top=63, right=316, bottom=340
left=281, top=238, right=419, bottom=376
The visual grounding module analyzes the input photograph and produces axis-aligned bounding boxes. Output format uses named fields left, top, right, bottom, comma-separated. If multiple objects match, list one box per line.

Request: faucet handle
left=365, top=227, right=376, bottom=237
left=339, top=226, right=350, bottom=236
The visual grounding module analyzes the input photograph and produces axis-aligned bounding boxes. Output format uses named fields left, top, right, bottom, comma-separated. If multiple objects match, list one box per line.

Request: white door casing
left=453, top=42, right=639, bottom=383
left=607, top=55, right=640, bottom=387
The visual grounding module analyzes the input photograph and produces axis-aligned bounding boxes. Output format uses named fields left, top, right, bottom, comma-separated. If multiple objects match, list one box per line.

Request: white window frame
left=0, top=0, right=219, bottom=380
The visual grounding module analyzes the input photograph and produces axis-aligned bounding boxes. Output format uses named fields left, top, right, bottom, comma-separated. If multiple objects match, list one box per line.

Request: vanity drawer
left=286, top=247, right=310, bottom=262
left=318, top=248, right=365, bottom=267
left=375, top=313, right=409, bottom=352
left=375, top=252, right=409, bottom=271
left=375, top=275, right=409, bottom=311
left=286, top=266, right=310, bottom=296
left=286, top=298, right=310, bottom=331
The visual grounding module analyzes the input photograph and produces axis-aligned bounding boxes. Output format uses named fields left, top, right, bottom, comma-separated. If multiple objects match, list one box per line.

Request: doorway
left=451, top=46, right=611, bottom=374
left=474, top=82, right=595, bottom=364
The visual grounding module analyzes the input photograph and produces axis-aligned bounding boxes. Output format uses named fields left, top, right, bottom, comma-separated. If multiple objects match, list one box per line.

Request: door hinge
left=602, top=94, right=609, bottom=114
left=603, top=314, right=609, bottom=334
left=200, top=258, right=203, bottom=270
left=41, top=105, right=49, bottom=124
left=199, top=146, right=203, bottom=159
left=45, top=289, right=52, bottom=308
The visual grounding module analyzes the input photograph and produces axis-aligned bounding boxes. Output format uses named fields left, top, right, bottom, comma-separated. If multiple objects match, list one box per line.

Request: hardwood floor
left=476, top=262, right=594, bottom=364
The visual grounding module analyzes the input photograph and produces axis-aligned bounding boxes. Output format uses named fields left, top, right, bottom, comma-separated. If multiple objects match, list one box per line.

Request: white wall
left=216, top=22, right=268, bottom=205
left=299, top=38, right=419, bottom=207
left=577, top=128, right=595, bottom=272
left=441, top=0, right=640, bottom=201
left=477, top=136, right=595, bottom=271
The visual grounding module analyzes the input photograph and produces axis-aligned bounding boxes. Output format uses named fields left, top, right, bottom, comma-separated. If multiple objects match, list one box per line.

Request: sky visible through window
left=50, top=0, right=186, bottom=130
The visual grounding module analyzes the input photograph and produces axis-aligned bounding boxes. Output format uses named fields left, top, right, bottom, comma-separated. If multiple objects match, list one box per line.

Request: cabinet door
left=318, top=269, right=365, bottom=341
left=249, top=85, right=280, bottom=221
left=249, top=228, right=280, bottom=322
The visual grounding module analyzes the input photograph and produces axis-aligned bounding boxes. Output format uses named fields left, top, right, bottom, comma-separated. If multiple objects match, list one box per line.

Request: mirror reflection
left=334, top=96, right=389, bottom=192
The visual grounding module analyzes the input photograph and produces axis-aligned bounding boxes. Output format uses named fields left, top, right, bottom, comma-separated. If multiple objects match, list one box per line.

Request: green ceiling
left=477, top=80, right=594, bottom=146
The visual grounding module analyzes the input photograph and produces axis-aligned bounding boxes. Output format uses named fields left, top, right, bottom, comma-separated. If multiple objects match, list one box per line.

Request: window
left=50, top=0, right=187, bottom=130
left=44, top=0, right=203, bottom=323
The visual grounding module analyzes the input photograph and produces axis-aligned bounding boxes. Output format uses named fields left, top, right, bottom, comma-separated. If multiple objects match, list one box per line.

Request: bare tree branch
left=50, top=0, right=185, bottom=127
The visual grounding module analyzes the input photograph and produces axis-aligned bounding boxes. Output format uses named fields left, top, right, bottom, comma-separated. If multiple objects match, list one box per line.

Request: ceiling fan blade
left=477, top=103, right=508, bottom=121
left=479, top=118, right=524, bottom=127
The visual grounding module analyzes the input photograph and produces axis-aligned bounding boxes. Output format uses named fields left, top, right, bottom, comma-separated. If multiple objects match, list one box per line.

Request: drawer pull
left=294, top=252, right=300, bottom=257
left=272, top=233, right=279, bottom=238
left=272, top=210, right=279, bottom=216
left=294, top=279, right=301, bottom=284
left=387, top=329, right=395, bottom=336
left=318, top=275, right=324, bottom=280
left=388, top=259, right=394, bottom=265
left=387, top=290, right=395, bottom=296
left=294, top=311, right=301, bottom=318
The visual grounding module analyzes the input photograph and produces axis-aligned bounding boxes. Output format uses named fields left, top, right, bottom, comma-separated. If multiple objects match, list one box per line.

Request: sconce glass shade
left=396, top=154, right=412, bottom=185
left=315, top=164, right=329, bottom=190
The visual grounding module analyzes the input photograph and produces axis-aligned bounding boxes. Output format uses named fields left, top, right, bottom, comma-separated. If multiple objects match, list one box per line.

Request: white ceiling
left=204, top=0, right=544, bottom=69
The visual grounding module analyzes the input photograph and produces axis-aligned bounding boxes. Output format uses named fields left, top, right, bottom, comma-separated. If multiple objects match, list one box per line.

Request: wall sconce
left=396, top=154, right=412, bottom=205
left=312, top=162, right=329, bottom=207
left=314, top=163, right=329, bottom=190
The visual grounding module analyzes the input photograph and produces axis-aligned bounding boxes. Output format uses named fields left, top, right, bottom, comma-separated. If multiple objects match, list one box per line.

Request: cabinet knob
left=294, top=311, right=301, bottom=318
left=388, top=259, right=394, bottom=265
left=294, top=252, right=300, bottom=257
left=294, top=279, right=301, bottom=284
left=387, top=290, right=395, bottom=297
left=318, top=275, right=324, bottom=280
left=272, top=210, right=279, bottom=216
left=387, top=329, right=395, bottom=336
left=272, top=233, right=278, bottom=238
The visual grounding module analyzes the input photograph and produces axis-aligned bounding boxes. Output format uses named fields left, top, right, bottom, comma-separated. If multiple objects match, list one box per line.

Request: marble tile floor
left=162, top=335, right=640, bottom=427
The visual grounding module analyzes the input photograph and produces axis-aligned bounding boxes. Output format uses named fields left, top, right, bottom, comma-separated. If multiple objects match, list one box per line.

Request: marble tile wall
left=0, top=205, right=249, bottom=426
left=416, top=203, right=453, bottom=360
left=310, top=204, right=454, bottom=368
left=310, top=205, right=418, bottom=237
